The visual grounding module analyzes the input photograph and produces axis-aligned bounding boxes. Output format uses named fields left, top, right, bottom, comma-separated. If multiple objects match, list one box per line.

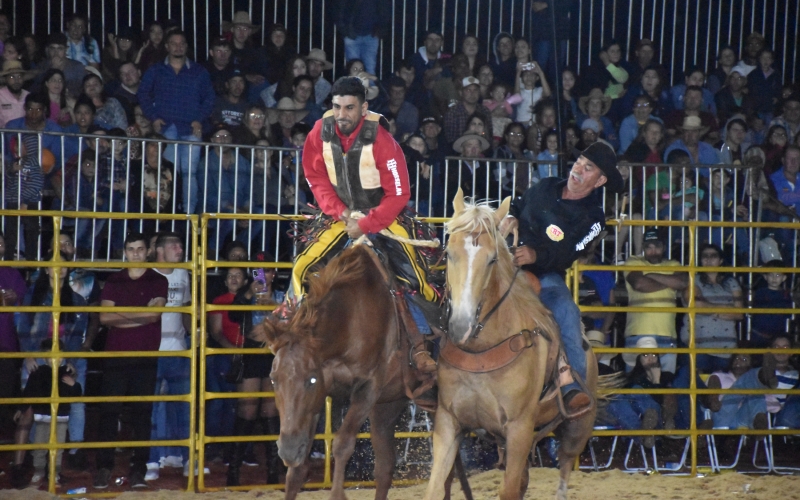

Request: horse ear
left=494, top=196, right=512, bottom=226
left=453, top=187, right=466, bottom=216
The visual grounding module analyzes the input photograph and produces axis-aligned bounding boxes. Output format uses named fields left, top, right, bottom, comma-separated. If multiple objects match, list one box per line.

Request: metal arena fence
left=2, top=128, right=799, bottom=265
left=0, top=212, right=798, bottom=494
left=7, top=0, right=800, bottom=84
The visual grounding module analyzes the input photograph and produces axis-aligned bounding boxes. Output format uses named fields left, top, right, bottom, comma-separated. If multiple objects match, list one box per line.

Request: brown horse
left=423, top=189, right=598, bottom=500
left=262, top=244, right=419, bottom=500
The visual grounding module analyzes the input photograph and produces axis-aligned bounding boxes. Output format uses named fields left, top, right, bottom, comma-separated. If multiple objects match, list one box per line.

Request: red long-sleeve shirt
left=303, top=115, right=411, bottom=234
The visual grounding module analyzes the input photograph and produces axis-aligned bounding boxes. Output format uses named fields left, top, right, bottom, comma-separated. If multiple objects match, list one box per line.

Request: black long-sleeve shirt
left=22, top=365, right=83, bottom=417
left=510, top=177, right=605, bottom=277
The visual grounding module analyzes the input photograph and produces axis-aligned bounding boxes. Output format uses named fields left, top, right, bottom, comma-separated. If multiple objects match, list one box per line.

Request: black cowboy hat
left=580, top=142, right=624, bottom=193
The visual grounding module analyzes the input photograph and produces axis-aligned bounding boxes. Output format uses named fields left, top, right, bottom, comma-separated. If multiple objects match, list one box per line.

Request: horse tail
left=594, top=371, right=627, bottom=405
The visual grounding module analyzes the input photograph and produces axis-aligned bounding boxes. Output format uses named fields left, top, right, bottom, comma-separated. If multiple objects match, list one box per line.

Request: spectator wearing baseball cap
left=205, top=37, right=235, bottom=96
left=715, top=67, right=755, bottom=125
left=211, top=67, right=248, bottom=127
left=443, top=75, right=491, bottom=145
left=429, top=53, right=474, bottom=120
left=623, top=227, right=688, bottom=379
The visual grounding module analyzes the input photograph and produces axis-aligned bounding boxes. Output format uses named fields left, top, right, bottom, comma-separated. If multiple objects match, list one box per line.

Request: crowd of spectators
left=0, top=7, right=799, bottom=489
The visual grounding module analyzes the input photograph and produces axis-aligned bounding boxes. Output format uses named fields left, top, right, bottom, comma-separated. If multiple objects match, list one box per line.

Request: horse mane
left=289, top=245, right=374, bottom=341
left=446, top=200, right=502, bottom=247
left=446, top=198, right=555, bottom=332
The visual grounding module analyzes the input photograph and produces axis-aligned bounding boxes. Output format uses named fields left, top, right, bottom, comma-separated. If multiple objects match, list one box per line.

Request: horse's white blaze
left=453, top=234, right=480, bottom=344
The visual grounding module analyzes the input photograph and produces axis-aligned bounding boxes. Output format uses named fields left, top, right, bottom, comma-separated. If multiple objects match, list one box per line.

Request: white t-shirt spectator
left=155, top=268, right=191, bottom=351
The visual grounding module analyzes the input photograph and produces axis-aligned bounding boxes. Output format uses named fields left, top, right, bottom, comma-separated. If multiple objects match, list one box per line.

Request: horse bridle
left=444, top=263, right=522, bottom=341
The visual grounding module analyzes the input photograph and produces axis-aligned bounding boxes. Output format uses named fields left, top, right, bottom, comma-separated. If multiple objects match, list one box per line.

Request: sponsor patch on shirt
left=546, top=224, right=564, bottom=241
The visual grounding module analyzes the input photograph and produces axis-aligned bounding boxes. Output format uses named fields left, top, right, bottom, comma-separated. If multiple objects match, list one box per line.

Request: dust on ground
left=4, top=469, right=800, bottom=500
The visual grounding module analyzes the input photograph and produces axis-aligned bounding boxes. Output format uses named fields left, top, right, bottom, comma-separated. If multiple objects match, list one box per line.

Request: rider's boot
left=396, top=296, right=436, bottom=373
left=558, top=357, right=592, bottom=416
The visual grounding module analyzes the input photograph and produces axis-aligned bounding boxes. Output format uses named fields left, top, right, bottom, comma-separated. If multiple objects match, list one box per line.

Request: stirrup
left=411, top=347, right=437, bottom=373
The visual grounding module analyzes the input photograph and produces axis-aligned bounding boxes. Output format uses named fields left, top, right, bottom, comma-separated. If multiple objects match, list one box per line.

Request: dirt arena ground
left=3, top=468, right=800, bottom=500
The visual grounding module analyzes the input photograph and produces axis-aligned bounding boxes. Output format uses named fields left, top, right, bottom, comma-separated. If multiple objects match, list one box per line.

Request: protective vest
left=321, top=110, right=385, bottom=211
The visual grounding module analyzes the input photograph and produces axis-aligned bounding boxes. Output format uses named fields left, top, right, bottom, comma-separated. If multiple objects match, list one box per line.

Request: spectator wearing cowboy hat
left=0, top=60, right=30, bottom=127
left=446, top=132, right=495, bottom=208
left=663, top=115, right=721, bottom=174
left=224, top=11, right=270, bottom=99
left=268, top=97, right=309, bottom=148
left=578, top=88, right=619, bottom=151
left=305, top=48, right=333, bottom=106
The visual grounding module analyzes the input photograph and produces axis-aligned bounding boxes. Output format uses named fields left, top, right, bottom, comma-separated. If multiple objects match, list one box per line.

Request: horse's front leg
left=284, top=461, right=310, bottom=500
left=369, top=399, right=408, bottom=500
left=330, top=381, right=379, bottom=500
left=500, top=421, right=535, bottom=500
left=423, top=407, right=463, bottom=500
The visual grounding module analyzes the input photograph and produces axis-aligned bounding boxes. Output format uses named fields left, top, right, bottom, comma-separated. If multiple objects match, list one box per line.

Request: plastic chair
left=398, top=402, right=432, bottom=466
left=701, top=409, right=746, bottom=473
left=624, top=435, right=690, bottom=473
left=752, top=413, right=800, bottom=474
left=579, top=426, right=619, bottom=471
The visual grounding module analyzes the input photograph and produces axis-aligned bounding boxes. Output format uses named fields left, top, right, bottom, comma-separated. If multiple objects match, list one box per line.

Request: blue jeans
left=625, top=335, right=677, bottom=375
left=604, top=393, right=662, bottom=431
left=205, top=354, right=236, bottom=438
left=149, top=356, right=191, bottom=464
left=671, top=364, right=707, bottom=430
left=344, top=35, right=380, bottom=76
left=537, top=273, right=586, bottom=391
left=774, top=395, right=800, bottom=428
left=406, top=293, right=431, bottom=335
left=712, top=368, right=767, bottom=429
left=162, top=124, right=201, bottom=214
left=68, top=357, right=87, bottom=443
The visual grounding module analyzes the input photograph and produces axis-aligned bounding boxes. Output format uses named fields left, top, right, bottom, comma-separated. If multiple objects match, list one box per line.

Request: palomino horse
left=424, top=190, right=598, bottom=500
left=261, top=244, right=433, bottom=500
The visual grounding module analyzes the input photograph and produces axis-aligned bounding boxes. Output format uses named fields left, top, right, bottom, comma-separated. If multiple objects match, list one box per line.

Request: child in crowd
left=536, top=130, right=560, bottom=179
left=482, top=82, right=520, bottom=144
left=750, top=260, right=793, bottom=348
left=513, top=63, right=551, bottom=126
left=11, top=340, right=83, bottom=487
left=281, top=123, right=311, bottom=207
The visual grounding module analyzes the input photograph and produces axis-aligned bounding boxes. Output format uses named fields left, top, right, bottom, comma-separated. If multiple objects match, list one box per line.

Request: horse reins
left=467, top=267, right=522, bottom=339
